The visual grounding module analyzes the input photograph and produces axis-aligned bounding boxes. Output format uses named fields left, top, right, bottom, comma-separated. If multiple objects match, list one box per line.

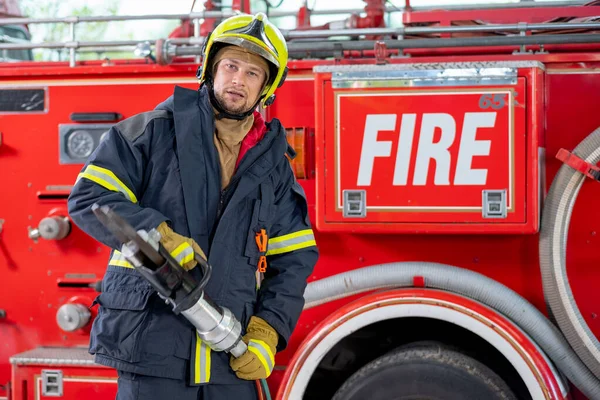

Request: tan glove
left=230, top=316, right=278, bottom=380
left=156, top=221, right=206, bottom=271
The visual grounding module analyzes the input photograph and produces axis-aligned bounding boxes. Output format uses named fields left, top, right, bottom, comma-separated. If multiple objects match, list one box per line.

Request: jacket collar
left=172, top=85, right=287, bottom=174
left=171, top=85, right=288, bottom=235
left=172, top=85, right=220, bottom=240
left=223, top=117, right=287, bottom=214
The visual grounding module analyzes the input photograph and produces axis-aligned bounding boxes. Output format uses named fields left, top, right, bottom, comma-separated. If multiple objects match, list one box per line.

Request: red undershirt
left=235, top=111, right=267, bottom=169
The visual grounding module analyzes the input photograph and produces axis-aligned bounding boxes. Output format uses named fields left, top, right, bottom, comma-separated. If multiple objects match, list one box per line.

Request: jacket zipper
left=216, top=189, right=227, bottom=221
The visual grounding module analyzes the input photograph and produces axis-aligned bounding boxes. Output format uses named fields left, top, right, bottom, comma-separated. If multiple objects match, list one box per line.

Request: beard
left=214, top=90, right=253, bottom=115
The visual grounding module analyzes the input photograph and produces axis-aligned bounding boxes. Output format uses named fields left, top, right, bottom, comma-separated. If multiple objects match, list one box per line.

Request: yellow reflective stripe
left=78, top=164, right=138, bottom=203
left=194, top=332, right=211, bottom=384
left=248, top=339, right=274, bottom=375
left=266, top=240, right=317, bottom=256
left=205, top=340, right=211, bottom=382
left=109, top=260, right=134, bottom=268
left=77, top=172, right=120, bottom=194
left=248, top=347, right=270, bottom=374
left=266, top=229, right=316, bottom=256
left=268, top=229, right=313, bottom=244
left=194, top=333, right=200, bottom=383
left=108, top=250, right=134, bottom=269
left=252, top=339, right=275, bottom=364
left=171, top=242, right=193, bottom=266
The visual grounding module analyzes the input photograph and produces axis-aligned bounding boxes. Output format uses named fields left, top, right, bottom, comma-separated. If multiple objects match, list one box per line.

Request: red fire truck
left=2, top=0, right=600, bottom=399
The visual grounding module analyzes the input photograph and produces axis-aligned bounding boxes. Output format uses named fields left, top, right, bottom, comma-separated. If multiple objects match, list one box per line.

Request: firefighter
left=67, top=12, right=318, bottom=400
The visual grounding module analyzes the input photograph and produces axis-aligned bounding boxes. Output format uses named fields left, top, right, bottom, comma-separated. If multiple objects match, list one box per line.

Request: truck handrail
left=0, top=10, right=237, bottom=26
left=0, top=1, right=589, bottom=27
left=0, top=2, right=599, bottom=66
left=3, top=22, right=600, bottom=63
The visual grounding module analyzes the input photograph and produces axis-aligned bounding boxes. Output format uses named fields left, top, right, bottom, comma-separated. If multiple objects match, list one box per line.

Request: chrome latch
left=482, top=190, right=507, bottom=218
left=41, top=370, right=63, bottom=397
left=343, top=190, right=367, bottom=218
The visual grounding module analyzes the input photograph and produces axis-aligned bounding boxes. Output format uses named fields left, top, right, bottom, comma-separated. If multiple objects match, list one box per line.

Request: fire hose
left=539, top=126, right=600, bottom=382
left=300, top=128, right=600, bottom=399
left=303, top=261, right=600, bottom=399
left=91, top=204, right=271, bottom=399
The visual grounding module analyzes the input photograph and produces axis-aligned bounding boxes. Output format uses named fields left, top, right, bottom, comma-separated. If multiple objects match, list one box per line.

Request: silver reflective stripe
left=199, top=341, right=210, bottom=383
left=266, top=229, right=316, bottom=256
left=173, top=244, right=193, bottom=266
left=78, top=164, right=138, bottom=203
left=248, top=340, right=274, bottom=374
left=193, top=332, right=211, bottom=384
left=108, top=250, right=133, bottom=269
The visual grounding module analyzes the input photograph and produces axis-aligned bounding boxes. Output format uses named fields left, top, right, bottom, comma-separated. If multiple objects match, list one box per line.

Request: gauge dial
left=67, top=130, right=94, bottom=158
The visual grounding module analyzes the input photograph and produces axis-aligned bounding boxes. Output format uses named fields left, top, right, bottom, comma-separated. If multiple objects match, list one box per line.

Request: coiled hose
left=303, top=261, right=600, bottom=399
left=539, top=126, right=600, bottom=381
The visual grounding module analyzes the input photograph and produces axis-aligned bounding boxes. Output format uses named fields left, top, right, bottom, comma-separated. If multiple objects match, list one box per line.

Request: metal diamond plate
left=10, top=347, right=97, bottom=366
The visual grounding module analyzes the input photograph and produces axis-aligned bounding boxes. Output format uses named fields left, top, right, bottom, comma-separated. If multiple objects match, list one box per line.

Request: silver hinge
left=42, top=370, right=63, bottom=397
left=482, top=190, right=507, bottom=218
left=343, top=190, right=367, bottom=218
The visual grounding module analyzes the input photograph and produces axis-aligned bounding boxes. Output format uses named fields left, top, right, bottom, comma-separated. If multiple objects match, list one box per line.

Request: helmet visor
left=214, top=36, right=279, bottom=68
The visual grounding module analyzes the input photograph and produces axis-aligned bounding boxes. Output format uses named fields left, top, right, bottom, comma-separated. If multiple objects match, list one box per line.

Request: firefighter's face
left=213, top=58, right=267, bottom=115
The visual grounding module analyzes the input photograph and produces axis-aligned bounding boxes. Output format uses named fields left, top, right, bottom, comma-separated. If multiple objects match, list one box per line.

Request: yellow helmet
left=197, top=12, right=288, bottom=110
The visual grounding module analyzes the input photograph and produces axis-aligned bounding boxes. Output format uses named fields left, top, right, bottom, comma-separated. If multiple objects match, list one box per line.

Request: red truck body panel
left=2, top=5, right=600, bottom=398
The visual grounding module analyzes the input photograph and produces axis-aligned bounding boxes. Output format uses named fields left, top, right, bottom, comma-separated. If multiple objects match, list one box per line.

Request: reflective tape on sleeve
left=77, top=164, right=138, bottom=203
left=266, top=229, right=316, bottom=256
left=108, top=250, right=133, bottom=269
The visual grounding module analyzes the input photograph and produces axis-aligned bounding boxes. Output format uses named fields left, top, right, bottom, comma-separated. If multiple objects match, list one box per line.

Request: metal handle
left=230, top=338, right=248, bottom=358
left=195, top=253, right=212, bottom=291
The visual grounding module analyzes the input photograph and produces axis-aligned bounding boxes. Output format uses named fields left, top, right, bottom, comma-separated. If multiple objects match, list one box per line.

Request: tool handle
left=230, top=338, right=248, bottom=358
left=194, top=252, right=212, bottom=290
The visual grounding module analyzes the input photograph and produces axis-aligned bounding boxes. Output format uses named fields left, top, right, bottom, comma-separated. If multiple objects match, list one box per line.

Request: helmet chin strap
left=206, top=79, right=260, bottom=121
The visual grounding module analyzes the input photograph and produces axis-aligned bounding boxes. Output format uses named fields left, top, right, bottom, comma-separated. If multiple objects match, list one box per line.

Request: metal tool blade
left=91, top=203, right=165, bottom=266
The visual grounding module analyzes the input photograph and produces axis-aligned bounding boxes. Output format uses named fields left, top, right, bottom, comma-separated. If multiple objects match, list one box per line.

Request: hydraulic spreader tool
left=91, top=203, right=247, bottom=358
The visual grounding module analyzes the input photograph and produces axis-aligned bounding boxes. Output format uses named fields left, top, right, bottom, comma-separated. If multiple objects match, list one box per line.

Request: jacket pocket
left=143, top=298, right=191, bottom=359
left=243, top=183, right=278, bottom=261
left=90, top=289, right=153, bottom=363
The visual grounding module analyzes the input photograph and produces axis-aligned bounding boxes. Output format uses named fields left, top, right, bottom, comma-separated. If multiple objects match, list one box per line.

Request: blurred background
left=7, top=0, right=569, bottom=62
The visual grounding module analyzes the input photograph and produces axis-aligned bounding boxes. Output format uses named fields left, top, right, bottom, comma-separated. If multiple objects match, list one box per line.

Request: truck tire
left=331, top=342, right=518, bottom=400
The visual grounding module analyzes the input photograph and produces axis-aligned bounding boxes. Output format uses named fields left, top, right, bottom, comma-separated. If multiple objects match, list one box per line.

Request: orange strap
left=255, top=229, right=268, bottom=273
